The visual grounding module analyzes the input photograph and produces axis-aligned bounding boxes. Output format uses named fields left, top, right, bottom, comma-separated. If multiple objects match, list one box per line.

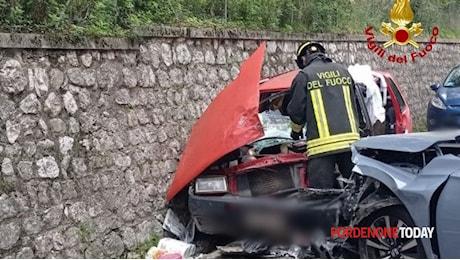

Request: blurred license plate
left=244, top=210, right=286, bottom=232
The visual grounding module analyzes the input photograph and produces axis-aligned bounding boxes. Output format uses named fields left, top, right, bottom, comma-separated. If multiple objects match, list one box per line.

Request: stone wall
left=0, top=27, right=459, bottom=258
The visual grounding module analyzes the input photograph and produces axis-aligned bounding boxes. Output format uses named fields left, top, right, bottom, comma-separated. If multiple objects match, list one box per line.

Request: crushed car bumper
left=188, top=187, right=343, bottom=241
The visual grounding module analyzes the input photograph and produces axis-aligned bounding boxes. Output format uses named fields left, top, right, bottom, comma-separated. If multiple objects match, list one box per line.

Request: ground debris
left=195, top=240, right=316, bottom=259
left=195, top=249, right=223, bottom=259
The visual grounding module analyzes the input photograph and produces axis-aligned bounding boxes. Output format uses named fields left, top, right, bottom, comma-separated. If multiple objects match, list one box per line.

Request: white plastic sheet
left=348, top=64, right=386, bottom=125
left=257, top=111, right=306, bottom=140
left=163, top=209, right=188, bottom=241
left=157, top=238, right=196, bottom=258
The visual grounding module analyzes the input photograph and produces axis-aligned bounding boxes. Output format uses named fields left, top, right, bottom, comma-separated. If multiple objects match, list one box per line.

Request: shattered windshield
left=253, top=111, right=306, bottom=151
left=258, top=110, right=293, bottom=139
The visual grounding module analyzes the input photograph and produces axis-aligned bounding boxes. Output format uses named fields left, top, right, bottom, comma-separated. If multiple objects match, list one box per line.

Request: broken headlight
left=195, top=176, right=228, bottom=194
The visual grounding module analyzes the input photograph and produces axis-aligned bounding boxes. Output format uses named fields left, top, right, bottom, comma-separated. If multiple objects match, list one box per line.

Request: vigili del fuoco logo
left=365, top=0, right=439, bottom=63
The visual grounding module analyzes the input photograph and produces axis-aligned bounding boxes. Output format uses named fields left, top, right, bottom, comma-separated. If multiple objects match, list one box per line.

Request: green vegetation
left=78, top=222, right=91, bottom=242
left=0, top=0, right=459, bottom=38
left=133, top=233, right=161, bottom=258
left=413, top=117, right=428, bottom=133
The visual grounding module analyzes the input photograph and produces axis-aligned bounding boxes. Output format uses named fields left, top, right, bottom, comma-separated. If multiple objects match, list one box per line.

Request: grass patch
left=78, top=222, right=91, bottom=242
left=413, top=117, right=428, bottom=132
left=132, top=233, right=162, bottom=259
left=439, top=28, right=460, bottom=39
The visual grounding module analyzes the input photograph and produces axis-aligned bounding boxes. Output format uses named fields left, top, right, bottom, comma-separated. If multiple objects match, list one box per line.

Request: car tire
left=358, top=206, right=426, bottom=259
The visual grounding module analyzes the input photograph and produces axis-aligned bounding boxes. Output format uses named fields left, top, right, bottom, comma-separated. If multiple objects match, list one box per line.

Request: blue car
left=427, top=64, right=460, bottom=131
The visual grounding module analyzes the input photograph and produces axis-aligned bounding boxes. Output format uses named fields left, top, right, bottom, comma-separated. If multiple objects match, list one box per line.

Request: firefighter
left=286, top=41, right=361, bottom=189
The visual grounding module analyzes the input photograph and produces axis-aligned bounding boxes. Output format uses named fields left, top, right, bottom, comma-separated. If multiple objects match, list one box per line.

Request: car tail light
left=195, top=176, right=228, bottom=194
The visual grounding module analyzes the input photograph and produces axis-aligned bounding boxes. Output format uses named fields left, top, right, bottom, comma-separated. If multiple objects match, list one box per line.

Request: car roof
left=373, top=70, right=391, bottom=77
left=259, top=70, right=388, bottom=93
left=353, top=131, right=460, bottom=153
left=259, top=70, right=299, bottom=93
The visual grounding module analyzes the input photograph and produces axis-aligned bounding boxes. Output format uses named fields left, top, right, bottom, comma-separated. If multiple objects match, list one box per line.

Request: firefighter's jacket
left=286, top=54, right=360, bottom=158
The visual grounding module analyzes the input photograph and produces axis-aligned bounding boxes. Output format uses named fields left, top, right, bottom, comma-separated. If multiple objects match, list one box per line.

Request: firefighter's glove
left=291, top=130, right=304, bottom=140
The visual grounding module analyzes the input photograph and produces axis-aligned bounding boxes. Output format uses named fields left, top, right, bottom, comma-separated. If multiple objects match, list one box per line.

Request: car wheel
left=358, top=206, right=426, bottom=259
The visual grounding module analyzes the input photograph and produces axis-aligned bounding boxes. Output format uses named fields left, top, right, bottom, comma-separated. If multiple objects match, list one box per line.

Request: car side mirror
left=430, top=83, right=441, bottom=91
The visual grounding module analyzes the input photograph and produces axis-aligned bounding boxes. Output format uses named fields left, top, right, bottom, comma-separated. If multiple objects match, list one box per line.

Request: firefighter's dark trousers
left=307, top=151, right=354, bottom=189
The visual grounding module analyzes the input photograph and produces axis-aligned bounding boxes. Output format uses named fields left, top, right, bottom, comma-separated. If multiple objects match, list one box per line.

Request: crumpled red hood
left=166, top=43, right=266, bottom=201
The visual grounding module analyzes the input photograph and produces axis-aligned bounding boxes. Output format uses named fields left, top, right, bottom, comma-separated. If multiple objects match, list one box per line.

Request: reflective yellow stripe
left=311, top=89, right=330, bottom=138
left=342, top=85, right=358, bottom=134
left=291, top=121, right=304, bottom=133
left=316, top=90, right=330, bottom=137
left=307, top=140, right=355, bottom=157
left=297, top=42, right=311, bottom=56
left=307, top=132, right=360, bottom=148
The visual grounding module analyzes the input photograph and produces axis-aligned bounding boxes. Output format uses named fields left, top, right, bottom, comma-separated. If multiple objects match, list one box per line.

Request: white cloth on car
left=347, top=64, right=386, bottom=125
left=372, top=72, right=388, bottom=106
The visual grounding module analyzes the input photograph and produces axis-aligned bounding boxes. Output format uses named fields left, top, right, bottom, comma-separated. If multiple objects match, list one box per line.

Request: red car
left=258, top=69, right=412, bottom=135
left=373, top=71, right=413, bottom=134
left=164, top=43, right=413, bottom=249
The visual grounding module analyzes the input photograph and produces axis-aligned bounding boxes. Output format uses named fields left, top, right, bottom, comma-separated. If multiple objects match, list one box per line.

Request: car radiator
left=242, top=165, right=298, bottom=196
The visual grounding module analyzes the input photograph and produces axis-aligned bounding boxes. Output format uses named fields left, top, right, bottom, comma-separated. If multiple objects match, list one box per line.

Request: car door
left=354, top=83, right=373, bottom=136
left=385, top=75, right=413, bottom=133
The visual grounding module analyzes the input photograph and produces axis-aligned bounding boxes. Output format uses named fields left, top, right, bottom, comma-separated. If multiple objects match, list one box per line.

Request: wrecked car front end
left=188, top=152, right=308, bottom=235
left=165, top=42, right=460, bottom=259
left=169, top=130, right=460, bottom=259
left=164, top=43, right=313, bottom=241
left=187, top=108, right=313, bottom=239
left=350, top=131, right=460, bottom=259
left=165, top=43, right=345, bottom=245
